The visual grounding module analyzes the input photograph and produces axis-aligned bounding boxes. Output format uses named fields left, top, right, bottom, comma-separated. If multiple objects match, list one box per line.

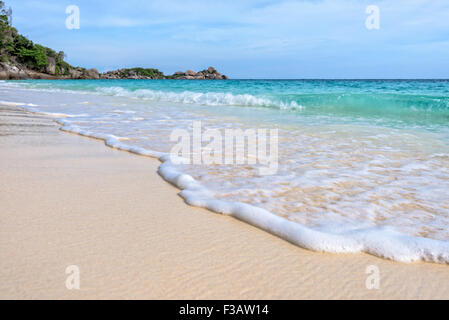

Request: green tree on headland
left=0, top=1, right=227, bottom=79
left=0, top=1, right=75, bottom=74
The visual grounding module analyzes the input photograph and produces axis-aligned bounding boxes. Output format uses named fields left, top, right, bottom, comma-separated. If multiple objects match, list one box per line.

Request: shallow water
left=2, top=79, right=449, bottom=263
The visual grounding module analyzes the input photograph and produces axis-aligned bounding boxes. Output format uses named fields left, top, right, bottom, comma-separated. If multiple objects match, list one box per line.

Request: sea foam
left=97, top=87, right=303, bottom=110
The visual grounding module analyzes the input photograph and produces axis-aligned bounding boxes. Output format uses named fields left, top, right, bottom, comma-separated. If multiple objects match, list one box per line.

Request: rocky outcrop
left=69, top=68, right=82, bottom=79
left=0, top=62, right=227, bottom=81
left=0, top=62, right=35, bottom=79
left=171, top=67, right=228, bottom=80
left=185, top=69, right=197, bottom=76
left=0, top=62, right=101, bottom=80
left=101, top=68, right=165, bottom=80
left=45, top=57, right=56, bottom=75
left=85, top=68, right=100, bottom=79
left=67, top=67, right=99, bottom=79
left=100, top=66, right=228, bottom=80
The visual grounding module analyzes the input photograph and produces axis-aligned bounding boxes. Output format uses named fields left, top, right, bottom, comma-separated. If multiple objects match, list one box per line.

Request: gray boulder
left=0, top=63, right=29, bottom=79
left=69, top=68, right=83, bottom=79
left=185, top=69, right=197, bottom=76
left=46, top=57, right=56, bottom=75
left=85, top=68, right=100, bottom=79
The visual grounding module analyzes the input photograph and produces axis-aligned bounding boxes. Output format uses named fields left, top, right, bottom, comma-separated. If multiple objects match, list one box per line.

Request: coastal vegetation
left=0, top=1, right=227, bottom=80
left=0, top=1, right=93, bottom=78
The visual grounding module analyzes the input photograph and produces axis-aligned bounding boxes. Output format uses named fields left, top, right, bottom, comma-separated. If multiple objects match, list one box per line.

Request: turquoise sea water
left=1, top=79, right=449, bottom=263
left=6, top=79, right=449, bottom=122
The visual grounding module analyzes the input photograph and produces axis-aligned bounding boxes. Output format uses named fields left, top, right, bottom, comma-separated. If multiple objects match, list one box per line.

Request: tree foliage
left=119, top=68, right=165, bottom=78
left=0, top=1, right=74, bottom=73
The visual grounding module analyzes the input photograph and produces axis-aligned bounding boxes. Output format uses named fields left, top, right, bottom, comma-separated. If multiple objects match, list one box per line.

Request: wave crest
left=97, top=87, right=303, bottom=109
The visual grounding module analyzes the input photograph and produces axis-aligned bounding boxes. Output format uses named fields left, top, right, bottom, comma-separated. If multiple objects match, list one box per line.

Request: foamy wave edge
left=97, top=86, right=303, bottom=109
left=14, top=103, right=449, bottom=265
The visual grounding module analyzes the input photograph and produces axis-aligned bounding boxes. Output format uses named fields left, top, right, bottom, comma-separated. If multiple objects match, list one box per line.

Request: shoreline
left=24, top=98, right=449, bottom=266
left=1, top=103, right=449, bottom=299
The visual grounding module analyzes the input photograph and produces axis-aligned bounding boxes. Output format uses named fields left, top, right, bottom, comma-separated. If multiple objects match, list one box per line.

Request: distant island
left=0, top=1, right=227, bottom=80
left=101, top=67, right=228, bottom=80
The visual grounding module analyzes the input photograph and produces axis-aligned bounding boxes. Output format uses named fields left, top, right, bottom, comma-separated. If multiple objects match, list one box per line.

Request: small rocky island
left=0, top=63, right=228, bottom=80
left=101, top=67, right=228, bottom=80
left=170, top=67, right=228, bottom=80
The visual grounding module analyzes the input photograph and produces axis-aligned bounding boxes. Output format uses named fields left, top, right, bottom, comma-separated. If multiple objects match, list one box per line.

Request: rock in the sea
left=69, top=68, right=83, bottom=79
left=185, top=69, right=197, bottom=76
left=172, top=67, right=228, bottom=80
left=85, top=68, right=100, bottom=79
left=207, top=66, right=217, bottom=74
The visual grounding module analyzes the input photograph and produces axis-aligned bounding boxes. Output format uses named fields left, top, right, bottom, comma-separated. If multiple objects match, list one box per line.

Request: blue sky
left=5, top=0, right=449, bottom=78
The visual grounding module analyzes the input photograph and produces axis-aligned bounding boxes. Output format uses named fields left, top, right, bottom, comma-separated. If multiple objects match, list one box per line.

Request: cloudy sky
left=5, top=0, right=449, bottom=78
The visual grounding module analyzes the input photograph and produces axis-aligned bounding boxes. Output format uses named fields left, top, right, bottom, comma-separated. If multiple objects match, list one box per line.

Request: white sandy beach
left=1, top=103, right=449, bottom=300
